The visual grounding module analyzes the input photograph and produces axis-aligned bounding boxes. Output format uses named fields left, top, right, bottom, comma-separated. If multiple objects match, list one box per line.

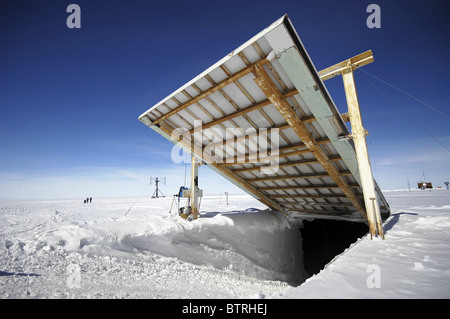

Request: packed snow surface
left=1, top=189, right=450, bottom=298
left=275, top=189, right=450, bottom=299
left=0, top=194, right=304, bottom=298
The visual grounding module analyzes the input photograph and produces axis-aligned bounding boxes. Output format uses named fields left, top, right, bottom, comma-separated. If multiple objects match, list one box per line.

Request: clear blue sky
left=1, top=0, right=449, bottom=199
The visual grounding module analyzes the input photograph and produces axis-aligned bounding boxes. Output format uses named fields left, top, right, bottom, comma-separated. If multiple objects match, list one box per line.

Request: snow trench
left=2, top=195, right=382, bottom=298
left=0, top=197, right=310, bottom=299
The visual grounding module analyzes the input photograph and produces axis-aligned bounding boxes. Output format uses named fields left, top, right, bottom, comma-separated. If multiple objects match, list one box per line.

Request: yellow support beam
left=342, top=66, right=384, bottom=238
left=318, top=49, right=385, bottom=238
left=318, top=50, right=374, bottom=81
left=253, top=62, right=367, bottom=218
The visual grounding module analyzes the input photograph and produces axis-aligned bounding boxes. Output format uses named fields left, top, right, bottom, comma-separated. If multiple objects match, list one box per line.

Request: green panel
left=277, top=47, right=361, bottom=185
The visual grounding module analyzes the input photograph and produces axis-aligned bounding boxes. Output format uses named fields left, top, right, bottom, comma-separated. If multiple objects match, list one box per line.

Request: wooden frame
left=341, top=61, right=385, bottom=238
left=139, top=15, right=390, bottom=229
left=152, top=58, right=270, bottom=125
left=252, top=62, right=367, bottom=217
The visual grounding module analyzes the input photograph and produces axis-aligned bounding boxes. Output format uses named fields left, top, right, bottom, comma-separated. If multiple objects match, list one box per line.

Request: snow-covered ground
left=276, top=188, right=450, bottom=299
left=0, top=194, right=304, bottom=299
left=1, top=189, right=449, bottom=299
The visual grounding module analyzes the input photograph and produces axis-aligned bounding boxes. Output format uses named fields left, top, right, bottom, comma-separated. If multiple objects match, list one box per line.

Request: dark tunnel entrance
left=300, top=219, right=369, bottom=276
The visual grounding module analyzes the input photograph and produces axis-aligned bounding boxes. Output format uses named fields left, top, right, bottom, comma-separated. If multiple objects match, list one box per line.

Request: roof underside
left=139, top=15, right=390, bottom=222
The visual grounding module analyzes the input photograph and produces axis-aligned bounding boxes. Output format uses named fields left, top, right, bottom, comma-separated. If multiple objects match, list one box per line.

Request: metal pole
left=342, top=67, right=384, bottom=239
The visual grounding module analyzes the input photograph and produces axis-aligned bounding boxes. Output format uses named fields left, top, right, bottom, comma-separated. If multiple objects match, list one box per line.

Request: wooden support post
left=190, top=155, right=199, bottom=220
left=342, top=67, right=384, bottom=239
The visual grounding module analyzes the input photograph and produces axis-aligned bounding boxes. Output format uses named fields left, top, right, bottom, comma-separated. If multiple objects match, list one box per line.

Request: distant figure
left=83, top=199, right=86, bottom=204
left=89, top=197, right=92, bottom=203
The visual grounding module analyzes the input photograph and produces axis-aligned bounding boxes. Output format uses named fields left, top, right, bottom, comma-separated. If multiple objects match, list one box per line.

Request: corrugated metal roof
left=139, top=15, right=390, bottom=222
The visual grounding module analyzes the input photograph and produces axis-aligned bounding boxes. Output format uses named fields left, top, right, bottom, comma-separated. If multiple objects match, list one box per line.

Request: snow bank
left=2, top=190, right=449, bottom=299
left=273, top=189, right=450, bottom=298
left=0, top=195, right=305, bottom=298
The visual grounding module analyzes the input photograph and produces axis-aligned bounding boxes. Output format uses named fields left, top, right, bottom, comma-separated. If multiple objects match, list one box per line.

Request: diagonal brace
left=253, top=63, right=366, bottom=218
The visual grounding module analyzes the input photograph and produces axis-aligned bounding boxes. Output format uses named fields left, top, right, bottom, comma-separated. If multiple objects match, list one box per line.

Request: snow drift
left=2, top=190, right=450, bottom=299
left=0, top=195, right=306, bottom=298
left=274, top=189, right=450, bottom=298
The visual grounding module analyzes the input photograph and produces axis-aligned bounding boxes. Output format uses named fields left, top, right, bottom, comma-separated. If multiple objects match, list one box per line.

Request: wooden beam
left=342, top=66, right=384, bottom=238
left=246, top=170, right=351, bottom=183
left=248, top=172, right=330, bottom=183
left=146, top=51, right=370, bottom=126
left=269, top=194, right=349, bottom=199
left=259, top=183, right=360, bottom=191
left=153, top=58, right=270, bottom=125
left=214, top=137, right=331, bottom=167
left=276, top=201, right=355, bottom=208
left=154, top=122, right=286, bottom=214
left=205, top=123, right=289, bottom=150
left=230, top=155, right=341, bottom=173
left=280, top=207, right=354, bottom=215
left=188, top=89, right=299, bottom=135
left=191, top=99, right=271, bottom=134
left=215, top=147, right=312, bottom=167
left=253, top=63, right=366, bottom=217
left=318, top=50, right=374, bottom=81
left=214, top=140, right=311, bottom=166
left=203, top=116, right=316, bottom=151
left=190, top=155, right=200, bottom=220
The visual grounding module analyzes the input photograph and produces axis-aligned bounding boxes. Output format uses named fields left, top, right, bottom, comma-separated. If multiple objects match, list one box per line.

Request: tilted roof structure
left=139, top=15, right=390, bottom=223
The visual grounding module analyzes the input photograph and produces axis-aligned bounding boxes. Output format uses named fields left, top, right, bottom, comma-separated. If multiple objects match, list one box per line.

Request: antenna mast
left=150, top=176, right=166, bottom=198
